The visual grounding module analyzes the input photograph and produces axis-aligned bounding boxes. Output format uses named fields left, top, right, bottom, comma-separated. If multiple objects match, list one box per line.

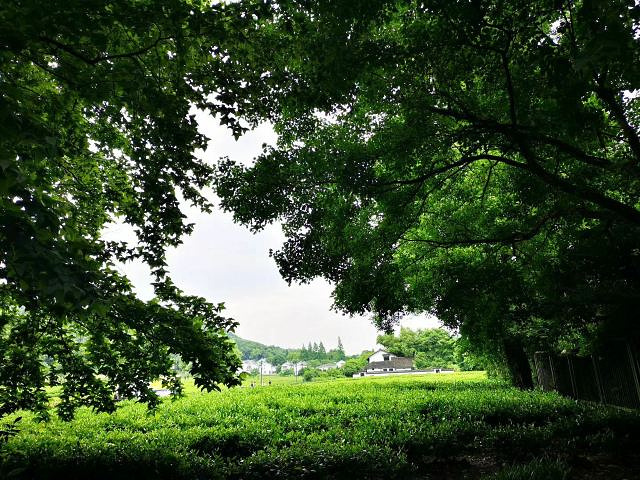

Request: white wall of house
left=241, top=360, right=259, bottom=373
left=296, top=362, right=306, bottom=375
left=366, top=365, right=411, bottom=372
left=318, top=363, right=336, bottom=371
left=353, top=370, right=455, bottom=378
left=368, top=350, right=396, bottom=363
left=280, top=362, right=294, bottom=371
left=241, top=359, right=277, bottom=375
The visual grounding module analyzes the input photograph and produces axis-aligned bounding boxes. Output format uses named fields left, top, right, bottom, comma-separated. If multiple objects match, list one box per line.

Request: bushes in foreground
left=1, top=372, right=639, bottom=479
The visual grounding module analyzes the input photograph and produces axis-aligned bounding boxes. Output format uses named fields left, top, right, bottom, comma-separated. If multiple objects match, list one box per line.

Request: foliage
left=340, top=357, right=369, bottom=378
left=229, top=333, right=290, bottom=364
left=1, top=373, right=639, bottom=479
left=0, top=0, right=272, bottom=417
left=377, top=327, right=456, bottom=369
left=338, top=350, right=373, bottom=377
left=215, top=0, right=640, bottom=387
left=300, top=340, right=346, bottom=362
left=454, top=337, right=489, bottom=372
left=0, top=417, right=21, bottom=445
left=302, top=367, right=344, bottom=382
left=302, top=369, right=319, bottom=382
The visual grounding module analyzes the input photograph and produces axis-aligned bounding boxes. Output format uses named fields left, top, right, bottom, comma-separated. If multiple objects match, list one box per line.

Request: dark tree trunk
left=503, top=338, right=534, bottom=389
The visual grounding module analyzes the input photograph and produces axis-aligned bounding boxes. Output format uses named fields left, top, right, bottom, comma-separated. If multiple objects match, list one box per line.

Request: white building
left=352, top=350, right=456, bottom=378
left=257, top=359, right=276, bottom=375
left=241, top=359, right=259, bottom=373
left=318, top=360, right=347, bottom=371
left=367, top=350, right=402, bottom=364
left=318, top=363, right=337, bottom=371
left=351, top=350, right=413, bottom=378
left=280, top=361, right=306, bottom=375
left=241, top=359, right=277, bottom=375
left=280, top=361, right=293, bottom=372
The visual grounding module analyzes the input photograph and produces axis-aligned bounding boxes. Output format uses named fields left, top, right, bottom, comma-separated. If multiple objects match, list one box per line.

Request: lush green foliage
left=377, top=327, right=457, bottom=369
left=339, top=351, right=372, bottom=377
left=1, top=373, right=638, bottom=479
left=0, top=0, right=279, bottom=417
left=4, top=0, right=640, bottom=428
left=215, top=0, right=640, bottom=387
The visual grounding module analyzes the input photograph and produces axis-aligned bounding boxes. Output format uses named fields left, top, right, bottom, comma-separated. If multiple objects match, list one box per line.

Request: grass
left=1, top=372, right=639, bottom=479
left=482, top=458, right=570, bottom=480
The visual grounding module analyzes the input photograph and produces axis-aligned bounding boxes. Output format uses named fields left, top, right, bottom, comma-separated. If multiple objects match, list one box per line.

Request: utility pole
left=260, top=359, right=264, bottom=387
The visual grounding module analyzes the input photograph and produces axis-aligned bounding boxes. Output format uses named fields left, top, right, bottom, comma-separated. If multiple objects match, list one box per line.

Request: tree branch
left=501, top=50, right=518, bottom=126
left=480, top=161, right=497, bottom=206
left=515, top=135, right=640, bottom=226
left=423, top=104, right=612, bottom=168
left=370, top=154, right=523, bottom=188
left=416, top=104, right=640, bottom=223
left=399, top=211, right=556, bottom=248
left=527, top=132, right=611, bottom=168
left=38, top=33, right=167, bottom=66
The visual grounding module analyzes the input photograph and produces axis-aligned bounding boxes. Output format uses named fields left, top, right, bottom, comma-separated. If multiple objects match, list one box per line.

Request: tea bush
left=1, top=372, right=638, bottom=479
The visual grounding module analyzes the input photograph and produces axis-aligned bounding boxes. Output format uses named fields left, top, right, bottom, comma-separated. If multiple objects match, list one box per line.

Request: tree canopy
left=215, top=0, right=640, bottom=386
left=0, top=0, right=278, bottom=418
left=377, top=328, right=456, bottom=369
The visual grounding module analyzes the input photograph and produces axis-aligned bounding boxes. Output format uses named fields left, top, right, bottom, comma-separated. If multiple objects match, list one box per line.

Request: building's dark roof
left=366, top=357, right=413, bottom=370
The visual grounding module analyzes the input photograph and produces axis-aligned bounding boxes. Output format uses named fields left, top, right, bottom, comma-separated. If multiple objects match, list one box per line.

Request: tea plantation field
left=1, top=372, right=639, bottom=479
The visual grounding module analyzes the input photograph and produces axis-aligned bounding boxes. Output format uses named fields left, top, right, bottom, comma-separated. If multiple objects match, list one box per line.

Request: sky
left=104, top=110, right=442, bottom=355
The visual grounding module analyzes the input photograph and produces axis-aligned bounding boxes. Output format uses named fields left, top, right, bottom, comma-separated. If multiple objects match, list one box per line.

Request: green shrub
left=302, top=369, right=319, bottom=382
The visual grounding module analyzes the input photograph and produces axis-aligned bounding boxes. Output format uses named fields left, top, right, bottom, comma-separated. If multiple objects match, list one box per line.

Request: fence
left=534, top=341, right=640, bottom=409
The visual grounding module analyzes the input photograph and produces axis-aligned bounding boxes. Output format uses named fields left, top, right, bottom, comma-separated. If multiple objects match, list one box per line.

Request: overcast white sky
left=105, top=111, right=441, bottom=355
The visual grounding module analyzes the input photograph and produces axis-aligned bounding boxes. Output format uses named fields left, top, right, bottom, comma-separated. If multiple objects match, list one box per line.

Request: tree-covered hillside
left=228, top=334, right=290, bottom=364
left=229, top=334, right=347, bottom=365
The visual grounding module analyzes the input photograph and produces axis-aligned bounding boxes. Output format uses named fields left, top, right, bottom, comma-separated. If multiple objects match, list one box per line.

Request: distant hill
left=228, top=333, right=348, bottom=365
left=228, top=333, right=290, bottom=364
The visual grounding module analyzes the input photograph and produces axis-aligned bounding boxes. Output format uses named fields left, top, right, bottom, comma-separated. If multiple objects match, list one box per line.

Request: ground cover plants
left=1, top=372, right=639, bottom=479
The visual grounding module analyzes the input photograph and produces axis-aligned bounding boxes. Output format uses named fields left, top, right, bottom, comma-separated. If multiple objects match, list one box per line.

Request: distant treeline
left=229, top=334, right=347, bottom=365
left=231, top=328, right=485, bottom=372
